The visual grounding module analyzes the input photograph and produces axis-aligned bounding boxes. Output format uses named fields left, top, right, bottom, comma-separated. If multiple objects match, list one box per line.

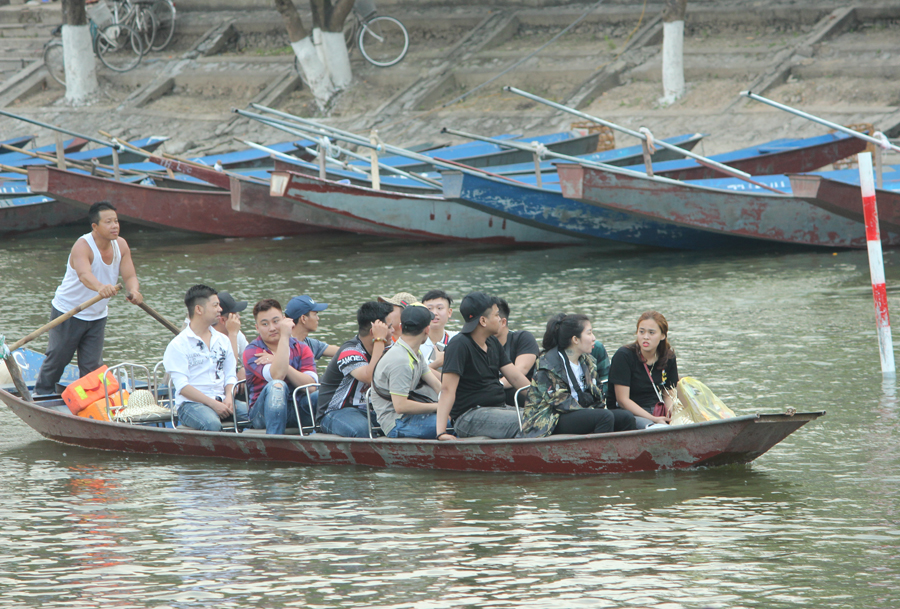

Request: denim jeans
left=250, top=380, right=317, bottom=435
left=321, top=407, right=378, bottom=437
left=178, top=399, right=249, bottom=432
left=453, top=406, right=520, bottom=439
left=388, top=413, right=451, bottom=439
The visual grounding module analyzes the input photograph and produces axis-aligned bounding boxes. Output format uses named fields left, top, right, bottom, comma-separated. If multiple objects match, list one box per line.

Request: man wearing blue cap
left=285, top=295, right=338, bottom=362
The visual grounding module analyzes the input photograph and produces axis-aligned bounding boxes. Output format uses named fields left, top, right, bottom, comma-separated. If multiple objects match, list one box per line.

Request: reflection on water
left=2, top=226, right=900, bottom=607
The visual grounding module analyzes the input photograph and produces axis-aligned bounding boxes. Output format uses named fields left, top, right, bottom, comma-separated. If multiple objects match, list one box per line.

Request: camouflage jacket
left=519, top=348, right=606, bottom=438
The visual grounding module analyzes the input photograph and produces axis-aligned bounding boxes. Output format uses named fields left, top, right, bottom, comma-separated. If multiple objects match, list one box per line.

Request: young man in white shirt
left=163, top=285, right=249, bottom=431
left=420, top=289, right=458, bottom=374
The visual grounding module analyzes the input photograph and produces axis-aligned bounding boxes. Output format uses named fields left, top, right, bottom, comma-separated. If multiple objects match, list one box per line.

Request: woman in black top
left=607, top=311, right=678, bottom=429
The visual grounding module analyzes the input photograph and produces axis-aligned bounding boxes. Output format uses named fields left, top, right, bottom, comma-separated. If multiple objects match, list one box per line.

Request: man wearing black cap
left=212, top=291, right=249, bottom=381
left=370, top=304, right=444, bottom=438
left=285, top=295, right=338, bottom=361
left=436, top=292, right=531, bottom=440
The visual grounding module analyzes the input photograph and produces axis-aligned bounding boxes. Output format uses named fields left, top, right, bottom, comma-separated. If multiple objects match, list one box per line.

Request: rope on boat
left=638, top=127, right=656, bottom=153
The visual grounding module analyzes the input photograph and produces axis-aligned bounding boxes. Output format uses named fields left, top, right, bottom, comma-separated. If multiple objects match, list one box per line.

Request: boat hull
left=443, top=171, right=762, bottom=250
left=274, top=171, right=583, bottom=245
left=557, top=163, right=893, bottom=248
left=0, top=196, right=84, bottom=234
left=789, top=173, right=900, bottom=234
left=0, top=387, right=823, bottom=475
left=28, top=166, right=313, bottom=238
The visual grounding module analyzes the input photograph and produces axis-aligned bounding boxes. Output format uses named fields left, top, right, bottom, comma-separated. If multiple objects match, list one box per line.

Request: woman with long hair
left=607, top=310, right=678, bottom=429
left=519, top=313, right=636, bottom=437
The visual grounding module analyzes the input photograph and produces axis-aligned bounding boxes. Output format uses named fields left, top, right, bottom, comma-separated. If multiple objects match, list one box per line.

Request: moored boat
left=28, top=166, right=314, bottom=238
left=0, top=386, right=823, bottom=475
left=556, top=163, right=898, bottom=248
left=788, top=172, right=900, bottom=233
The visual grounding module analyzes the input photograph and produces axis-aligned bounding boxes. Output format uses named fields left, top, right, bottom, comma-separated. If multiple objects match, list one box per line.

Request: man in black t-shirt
left=436, top=292, right=531, bottom=440
left=495, top=298, right=540, bottom=405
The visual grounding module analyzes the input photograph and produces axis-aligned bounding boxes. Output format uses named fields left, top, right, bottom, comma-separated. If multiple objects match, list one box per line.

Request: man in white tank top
left=34, top=202, right=142, bottom=395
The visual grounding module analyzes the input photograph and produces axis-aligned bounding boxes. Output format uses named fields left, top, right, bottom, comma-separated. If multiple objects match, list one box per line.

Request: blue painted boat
left=0, top=137, right=90, bottom=165
left=189, top=140, right=314, bottom=170
left=0, top=135, right=36, bottom=152
left=2, top=137, right=167, bottom=168
left=441, top=170, right=759, bottom=250
left=1, top=348, right=79, bottom=391
left=623, top=132, right=866, bottom=180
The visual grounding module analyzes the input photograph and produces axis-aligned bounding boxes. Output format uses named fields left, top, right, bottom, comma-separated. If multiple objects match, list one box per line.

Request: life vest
left=62, top=365, right=120, bottom=415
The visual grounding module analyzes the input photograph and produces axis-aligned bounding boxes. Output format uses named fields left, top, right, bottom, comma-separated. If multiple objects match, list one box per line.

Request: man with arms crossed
left=35, top=201, right=142, bottom=395
left=243, top=299, right=318, bottom=435
left=163, top=285, right=248, bottom=431
left=317, top=301, right=393, bottom=437
left=370, top=304, right=444, bottom=438
left=436, top=292, right=531, bottom=440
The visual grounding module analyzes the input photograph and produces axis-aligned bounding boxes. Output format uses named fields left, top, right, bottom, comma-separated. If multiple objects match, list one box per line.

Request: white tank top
left=52, top=233, right=121, bottom=321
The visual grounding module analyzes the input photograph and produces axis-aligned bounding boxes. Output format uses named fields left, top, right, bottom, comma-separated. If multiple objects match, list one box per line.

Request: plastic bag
left=668, top=377, right=735, bottom=425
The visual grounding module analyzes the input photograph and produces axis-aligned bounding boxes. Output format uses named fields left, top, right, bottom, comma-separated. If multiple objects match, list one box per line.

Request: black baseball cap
left=401, top=303, right=434, bottom=335
left=217, top=291, right=247, bottom=316
left=459, top=291, right=493, bottom=334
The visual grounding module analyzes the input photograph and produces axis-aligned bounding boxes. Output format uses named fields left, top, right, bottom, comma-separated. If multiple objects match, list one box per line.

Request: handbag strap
left=642, top=360, right=664, bottom=403
left=561, top=352, right=594, bottom=408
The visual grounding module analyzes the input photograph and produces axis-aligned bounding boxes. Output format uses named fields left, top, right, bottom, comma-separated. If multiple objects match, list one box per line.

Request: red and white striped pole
left=859, top=151, right=896, bottom=377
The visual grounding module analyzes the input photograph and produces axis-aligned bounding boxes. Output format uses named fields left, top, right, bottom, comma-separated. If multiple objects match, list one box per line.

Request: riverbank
left=0, top=1, right=898, bottom=165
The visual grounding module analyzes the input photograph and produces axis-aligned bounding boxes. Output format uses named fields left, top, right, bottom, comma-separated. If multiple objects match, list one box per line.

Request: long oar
left=132, top=296, right=180, bottom=335
left=503, top=86, right=788, bottom=195
left=1, top=285, right=121, bottom=402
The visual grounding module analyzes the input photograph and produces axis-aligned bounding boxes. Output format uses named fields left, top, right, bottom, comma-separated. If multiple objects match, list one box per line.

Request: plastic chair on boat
left=291, top=382, right=320, bottom=436
left=364, top=388, right=384, bottom=439
left=159, top=367, right=248, bottom=433
left=512, top=386, right=531, bottom=432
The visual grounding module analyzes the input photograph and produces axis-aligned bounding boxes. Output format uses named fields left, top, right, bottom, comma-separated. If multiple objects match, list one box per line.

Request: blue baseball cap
left=285, top=295, right=329, bottom=320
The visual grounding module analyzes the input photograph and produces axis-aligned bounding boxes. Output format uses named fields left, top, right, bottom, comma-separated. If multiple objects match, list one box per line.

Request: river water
left=0, top=225, right=898, bottom=608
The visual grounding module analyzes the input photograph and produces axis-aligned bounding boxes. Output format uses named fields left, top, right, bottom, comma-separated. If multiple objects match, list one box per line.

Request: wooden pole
left=133, top=299, right=180, bottom=335
left=532, top=151, right=542, bottom=188
left=874, top=145, right=884, bottom=189
left=112, top=147, right=120, bottom=181
left=55, top=131, right=67, bottom=170
left=369, top=130, right=381, bottom=191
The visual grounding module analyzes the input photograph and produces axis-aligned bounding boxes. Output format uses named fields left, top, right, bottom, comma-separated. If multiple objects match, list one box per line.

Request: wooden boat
left=27, top=166, right=315, bottom=238
left=0, top=348, right=78, bottom=389
left=789, top=172, right=900, bottom=234
left=442, top=171, right=762, bottom=250
left=266, top=170, right=584, bottom=245
left=0, top=194, right=85, bottom=234
left=556, top=163, right=900, bottom=248
left=189, top=140, right=313, bottom=170
left=352, top=130, right=601, bottom=173
left=2, top=137, right=160, bottom=168
left=630, top=132, right=867, bottom=181
left=0, top=386, right=823, bottom=474
left=0, top=134, right=36, bottom=151
left=0, top=137, right=89, bottom=166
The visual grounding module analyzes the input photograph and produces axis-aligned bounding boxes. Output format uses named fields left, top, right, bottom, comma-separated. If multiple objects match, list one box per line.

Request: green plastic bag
left=669, top=377, right=735, bottom=425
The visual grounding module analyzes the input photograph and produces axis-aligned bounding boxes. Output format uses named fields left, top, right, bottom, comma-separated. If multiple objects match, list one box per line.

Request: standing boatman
left=34, top=201, right=142, bottom=395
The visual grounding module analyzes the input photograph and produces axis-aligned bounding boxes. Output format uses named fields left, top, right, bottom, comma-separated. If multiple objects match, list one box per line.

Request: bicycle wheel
left=149, top=0, right=175, bottom=52
left=357, top=15, right=408, bottom=68
left=43, top=40, right=66, bottom=86
left=137, top=6, right=157, bottom=53
left=95, top=23, right=144, bottom=72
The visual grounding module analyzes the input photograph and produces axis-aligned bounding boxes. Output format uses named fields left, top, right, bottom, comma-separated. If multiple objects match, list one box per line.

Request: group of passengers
left=163, top=284, right=678, bottom=440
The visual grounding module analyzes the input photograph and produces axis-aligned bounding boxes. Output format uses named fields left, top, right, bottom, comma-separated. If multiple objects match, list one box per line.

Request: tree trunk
left=61, top=0, right=99, bottom=106
left=659, top=0, right=687, bottom=105
left=309, top=0, right=354, bottom=90
left=273, top=0, right=334, bottom=109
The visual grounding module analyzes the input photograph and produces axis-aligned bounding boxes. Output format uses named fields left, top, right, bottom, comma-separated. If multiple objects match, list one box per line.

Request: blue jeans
left=178, top=399, right=249, bottom=432
left=321, top=407, right=378, bottom=437
left=250, top=380, right=317, bottom=435
left=454, top=405, right=520, bottom=439
left=388, top=413, right=450, bottom=439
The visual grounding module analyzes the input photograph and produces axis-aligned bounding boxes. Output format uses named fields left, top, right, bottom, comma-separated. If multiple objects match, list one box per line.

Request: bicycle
left=109, top=0, right=158, bottom=53
left=345, top=0, right=409, bottom=68
left=43, top=18, right=144, bottom=86
left=141, top=0, right=176, bottom=52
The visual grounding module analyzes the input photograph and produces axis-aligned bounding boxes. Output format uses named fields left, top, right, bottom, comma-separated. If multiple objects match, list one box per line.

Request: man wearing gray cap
left=370, top=304, right=444, bottom=438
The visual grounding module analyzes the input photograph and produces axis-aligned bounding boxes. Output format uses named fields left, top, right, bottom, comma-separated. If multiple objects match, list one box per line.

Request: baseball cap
left=217, top=291, right=247, bottom=316
left=459, top=291, right=494, bottom=334
left=284, top=295, right=329, bottom=320
left=401, top=303, right=435, bottom=334
left=378, top=291, right=417, bottom=308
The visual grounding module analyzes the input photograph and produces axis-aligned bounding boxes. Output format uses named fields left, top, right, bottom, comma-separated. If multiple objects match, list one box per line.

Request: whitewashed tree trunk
left=319, top=29, right=352, bottom=89
left=291, top=36, right=335, bottom=109
left=660, top=20, right=685, bottom=105
left=62, top=24, right=99, bottom=106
